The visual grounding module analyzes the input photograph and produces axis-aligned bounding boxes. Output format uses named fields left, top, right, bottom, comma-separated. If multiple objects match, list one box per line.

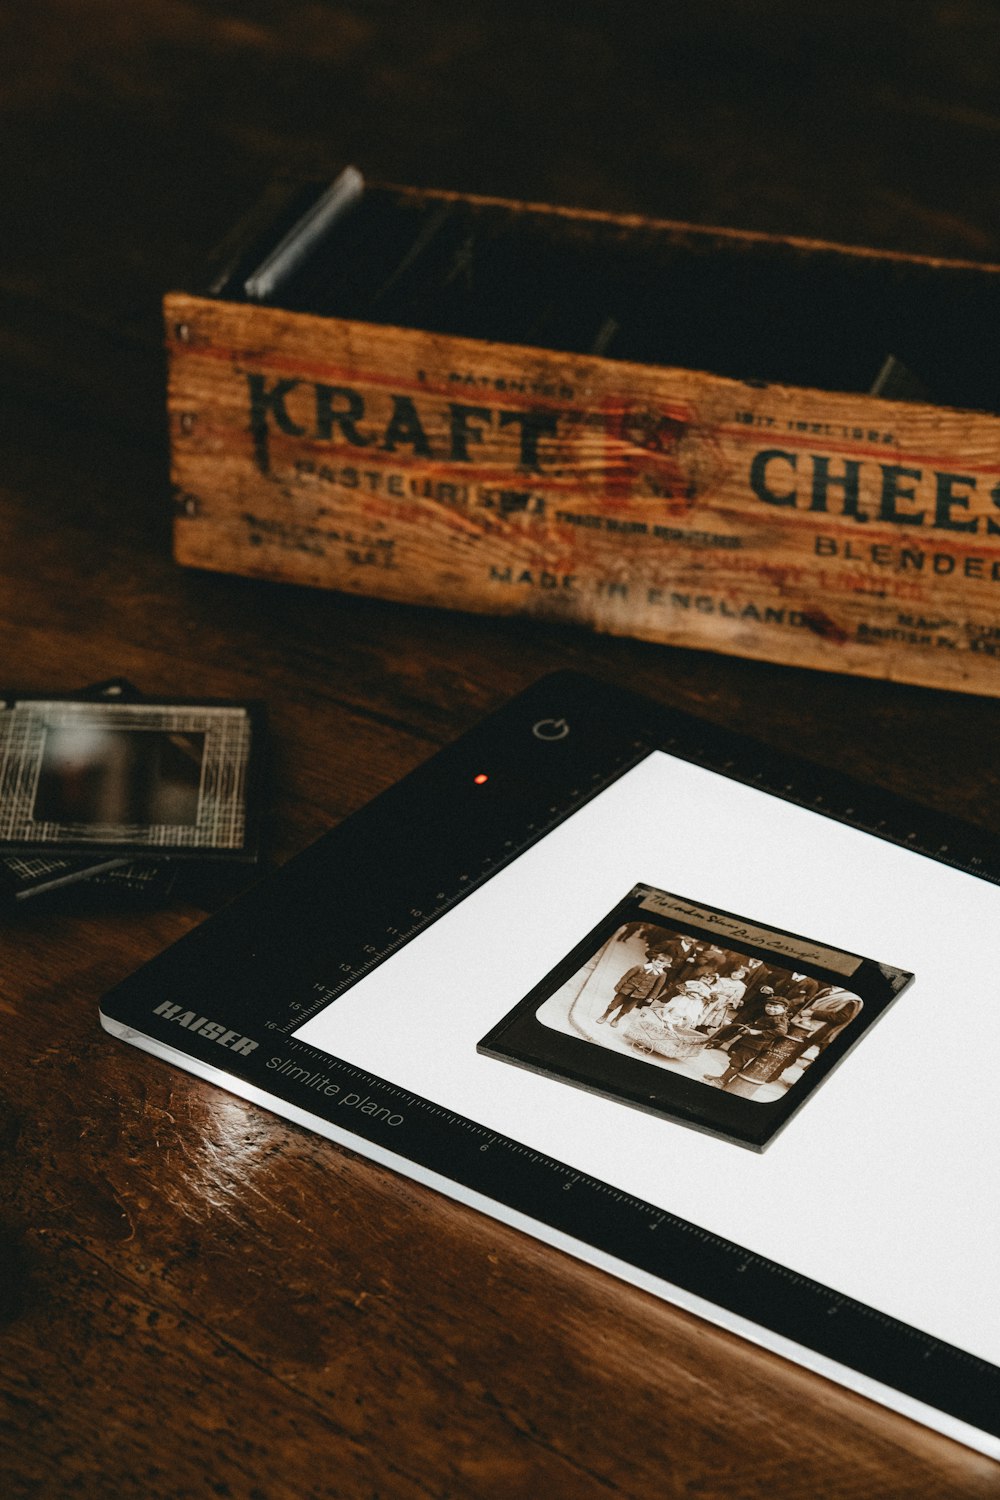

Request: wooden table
left=3, top=5, right=1000, bottom=1495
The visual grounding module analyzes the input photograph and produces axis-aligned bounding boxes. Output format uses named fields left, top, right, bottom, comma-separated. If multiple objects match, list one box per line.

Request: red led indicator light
left=473, top=773, right=489, bottom=785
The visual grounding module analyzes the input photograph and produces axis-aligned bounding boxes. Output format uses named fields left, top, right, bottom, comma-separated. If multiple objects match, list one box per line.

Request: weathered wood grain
left=4, top=938, right=999, bottom=1500
left=168, top=268, right=1000, bottom=696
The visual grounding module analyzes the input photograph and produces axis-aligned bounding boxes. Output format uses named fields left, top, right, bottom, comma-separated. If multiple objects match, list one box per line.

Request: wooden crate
left=165, top=173, right=1000, bottom=695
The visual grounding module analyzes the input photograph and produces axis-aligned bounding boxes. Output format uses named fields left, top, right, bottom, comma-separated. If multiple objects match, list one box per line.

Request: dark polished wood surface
left=3, top=4, right=1000, bottom=1495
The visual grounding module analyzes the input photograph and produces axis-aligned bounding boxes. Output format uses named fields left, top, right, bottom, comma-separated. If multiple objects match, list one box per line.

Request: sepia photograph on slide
left=480, top=883, right=913, bottom=1149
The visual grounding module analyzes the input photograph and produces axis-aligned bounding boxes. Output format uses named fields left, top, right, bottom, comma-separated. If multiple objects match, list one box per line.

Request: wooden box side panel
left=166, top=291, right=1000, bottom=696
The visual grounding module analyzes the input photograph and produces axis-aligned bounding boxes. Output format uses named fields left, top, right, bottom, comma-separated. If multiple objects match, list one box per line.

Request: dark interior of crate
left=214, top=182, right=1000, bottom=413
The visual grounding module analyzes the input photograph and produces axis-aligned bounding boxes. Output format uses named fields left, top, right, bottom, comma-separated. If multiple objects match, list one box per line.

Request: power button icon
left=532, top=717, right=570, bottom=741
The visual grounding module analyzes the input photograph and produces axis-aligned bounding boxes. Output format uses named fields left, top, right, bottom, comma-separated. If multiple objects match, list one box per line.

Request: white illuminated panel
left=297, top=749, right=1000, bottom=1371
